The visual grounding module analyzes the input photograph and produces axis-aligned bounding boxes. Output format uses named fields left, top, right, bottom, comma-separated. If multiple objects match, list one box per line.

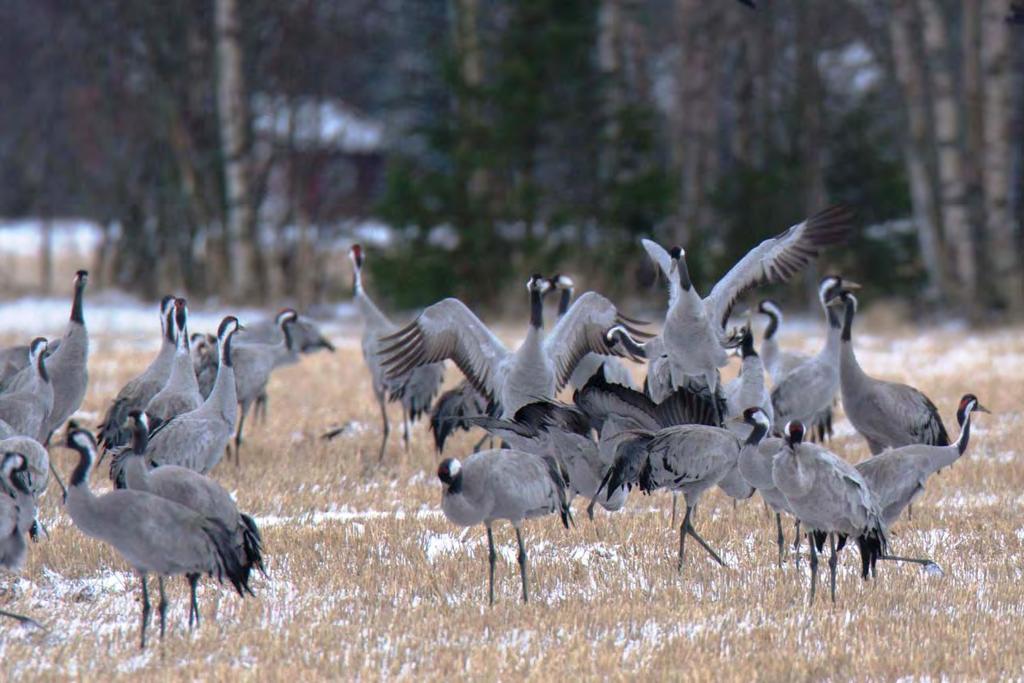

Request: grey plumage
left=641, top=205, right=855, bottom=398
left=0, top=339, right=53, bottom=442
left=125, top=317, right=241, bottom=475
left=856, top=394, right=987, bottom=527
left=99, top=296, right=177, bottom=450
left=464, top=398, right=628, bottom=514
left=39, top=270, right=90, bottom=441
left=437, top=450, right=571, bottom=605
left=145, top=299, right=202, bottom=427
left=607, top=423, right=743, bottom=570
left=331, top=245, right=444, bottom=459
left=0, top=436, right=49, bottom=498
left=756, top=300, right=806, bottom=383
left=381, top=276, right=646, bottom=421
left=838, top=292, right=950, bottom=454
left=237, top=312, right=335, bottom=422
left=771, top=421, right=892, bottom=603
left=734, top=407, right=793, bottom=567
left=770, top=277, right=852, bottom=440
left=724, top=327, right=774, bottom=432
left=548, top=275, right=636, bottom=391
left=111, top=411, right=265, bottom=628
left=64, top=428, right=251, bottom=649
left=0, top=452, right=42, bottom=627
left=228, top=309, right=299, bottom=458
left=429, top=379, right=495, bottom=453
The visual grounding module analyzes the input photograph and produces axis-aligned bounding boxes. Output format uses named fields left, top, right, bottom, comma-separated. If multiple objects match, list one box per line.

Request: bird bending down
left=437, top=450, right=571, bottom=605
left=65, top=428, right=251, bottom=648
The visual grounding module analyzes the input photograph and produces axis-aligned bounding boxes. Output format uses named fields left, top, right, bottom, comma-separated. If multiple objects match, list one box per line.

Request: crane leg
left=515, top=527, right=529, bottom=604
left=471, top=433, right=490, bottom=453
left=187, top=574, right=200, bottom=630
left=807, top=533, right=818, bottom=606
left=0, top=608, right=43, bottom=630
left=878, top=554, right=942, bottom=574
left=234, top=401, right=251, bottom=467
left=377, top=396, right=390, bottom=463
left=828, top=533, right=839, bottom=604
left=681, top=505, right=726, bottom=569
left=793, top=520, right=802, bottom=567
left=775, top=513, right=785, bottom=569
left=401, top=411, right=411, bottom=452
left=158, top=577, right=168, bottom=641
left=486, top=526, right=497, bottom=607
left=670, top=493, right=678, bottom=527
left=139, top=573, right=151, bottom=650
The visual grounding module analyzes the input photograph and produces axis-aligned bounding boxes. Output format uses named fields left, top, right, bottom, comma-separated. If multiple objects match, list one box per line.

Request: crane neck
left=219, top=330, right=235, bottom=368
left=676, top=257, right=693, bottom=291
left=744, top=420, right=768, bottom=447
left=955, top=409, right=973, bottom=456
left=70, top=282, right=85, bottom=325
left=68, top=443, right=95, bottom=490
left=763, top=311, right=779, bottom=340
left=557, top=289, right=572, bottom=317
left=280, top=319, right=295, bottom=352
left=841, top=300, right=855, bottom=342
left=164, top=309, right=176, bottom=344
left=131, top=422, right=149, bottom=455
left=529, top=288, right=545, bottom=329
left=35, top=350, right=49, bottom=384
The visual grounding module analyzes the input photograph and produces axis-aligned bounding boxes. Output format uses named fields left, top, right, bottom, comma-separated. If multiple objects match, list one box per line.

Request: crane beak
left=843, top=280, right=862, bottom=290
left=725, top=415, right=744, bottom=424
left=976, top=403, right=991, bottom=414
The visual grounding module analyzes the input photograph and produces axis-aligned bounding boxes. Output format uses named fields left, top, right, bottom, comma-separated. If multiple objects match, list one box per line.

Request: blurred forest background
left=0, top=0, right=1021, bottom=320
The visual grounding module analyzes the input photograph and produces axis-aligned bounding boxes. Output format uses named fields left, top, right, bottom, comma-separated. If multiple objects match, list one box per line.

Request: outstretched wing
left=704, top=204, right=856, bottom=331
left=543, top=292, right=648, bottom=392
left=641, top=238, right=680, bottom=309
left=379, top=298, right=509, bottom=404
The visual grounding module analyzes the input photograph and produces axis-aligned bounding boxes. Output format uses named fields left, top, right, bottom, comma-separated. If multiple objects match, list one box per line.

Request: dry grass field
left=2, top=317, right=1024, bottom=680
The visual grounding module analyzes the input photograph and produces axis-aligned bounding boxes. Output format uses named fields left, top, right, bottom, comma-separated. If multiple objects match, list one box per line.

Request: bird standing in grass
left=437, top=449, right=571, bottom=605
left=65, top=428, right=251, bottom=649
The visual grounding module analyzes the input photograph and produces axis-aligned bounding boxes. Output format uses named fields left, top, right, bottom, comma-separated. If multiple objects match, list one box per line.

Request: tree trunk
left=215, top=0, right=252, bottom=301
left=920, top=0, right=976, bottom=311
left=979, top=0, right=1023, bottom=312
left=889, top=0, right=950, bottom=303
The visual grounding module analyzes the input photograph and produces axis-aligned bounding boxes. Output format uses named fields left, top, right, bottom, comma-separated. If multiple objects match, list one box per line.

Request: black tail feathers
left=541, top=455, right=573, bottom=529
left=240, top=513, right=267, bottom=578
left=202, top=517, right=255, bottom=598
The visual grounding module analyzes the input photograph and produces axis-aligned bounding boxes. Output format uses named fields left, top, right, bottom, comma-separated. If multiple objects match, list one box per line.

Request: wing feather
left=705, top=204, right=856, bottom=330
left=543, top=292, right=649, bottom=391
left=379, top=299, right=508, bottom=404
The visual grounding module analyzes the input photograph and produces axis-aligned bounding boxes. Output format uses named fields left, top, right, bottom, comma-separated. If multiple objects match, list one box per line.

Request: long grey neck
left=208, top=335, right=238, bottom=419
left=955, top=410, right=973, bottom=456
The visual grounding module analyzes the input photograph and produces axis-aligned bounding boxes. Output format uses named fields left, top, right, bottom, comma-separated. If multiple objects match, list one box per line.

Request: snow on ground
left=0, top=291, right=359, bottom=348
